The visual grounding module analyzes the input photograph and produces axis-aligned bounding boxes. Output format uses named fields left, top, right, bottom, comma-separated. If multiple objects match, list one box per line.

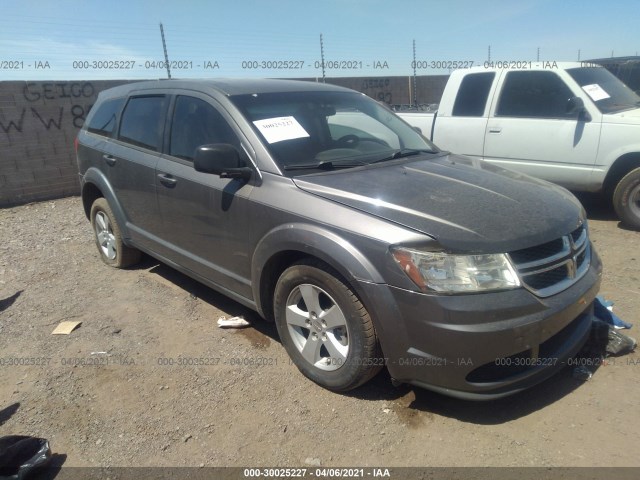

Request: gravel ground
left=0, top=195, right=639, bottom=469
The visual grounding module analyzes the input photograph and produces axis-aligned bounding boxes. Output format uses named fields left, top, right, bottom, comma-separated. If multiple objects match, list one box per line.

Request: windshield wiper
left=368, top=149, right=435, bottom=164
left=283, top=159, right=367, bottom=171
left=284, top=149, right=435, bottom=170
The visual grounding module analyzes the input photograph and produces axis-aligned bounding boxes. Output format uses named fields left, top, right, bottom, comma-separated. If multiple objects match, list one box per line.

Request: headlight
left=390, top=247, right=521, bottom=293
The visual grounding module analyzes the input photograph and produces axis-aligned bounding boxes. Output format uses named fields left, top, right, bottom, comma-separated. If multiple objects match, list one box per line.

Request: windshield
left=567, top=67, right=640, bottom=114
left=231, top=90, right=437, bottom=175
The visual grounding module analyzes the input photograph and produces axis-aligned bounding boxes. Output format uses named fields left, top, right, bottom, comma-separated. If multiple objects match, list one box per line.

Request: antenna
left=160, top=22, right=171, bottom=79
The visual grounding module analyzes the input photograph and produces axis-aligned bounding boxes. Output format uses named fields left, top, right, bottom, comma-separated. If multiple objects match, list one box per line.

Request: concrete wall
left=0, top=80, right=131, bottom=206
left=0, top=76, right=447, bottom=207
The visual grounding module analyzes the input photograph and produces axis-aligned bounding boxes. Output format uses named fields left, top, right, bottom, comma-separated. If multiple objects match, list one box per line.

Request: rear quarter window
left=86, top=97, right=125, bottom=137
left=118, top=96, right=168, bottom=151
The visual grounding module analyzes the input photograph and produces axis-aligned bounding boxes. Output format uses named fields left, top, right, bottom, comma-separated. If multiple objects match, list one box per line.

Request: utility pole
left=412, top=39, right=417, bottom=108
left=577, top=49, right=581, bottom=61
left=160, top=22, right=171, bottom=79
left=537, top=47, right=540, bottom=62
left=487, top=45, right=491, bottom=63
left=319, top=34, right=326, bottom=83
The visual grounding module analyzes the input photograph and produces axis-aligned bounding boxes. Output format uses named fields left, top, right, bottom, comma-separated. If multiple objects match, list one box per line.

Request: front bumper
left=358, top=247, right=602, bottom=400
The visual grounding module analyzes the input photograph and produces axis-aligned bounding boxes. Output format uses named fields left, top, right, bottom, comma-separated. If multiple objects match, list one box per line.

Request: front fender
left=251, top=223, right=385, bottom=316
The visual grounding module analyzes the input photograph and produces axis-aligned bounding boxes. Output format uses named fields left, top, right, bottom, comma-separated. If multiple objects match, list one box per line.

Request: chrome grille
left=508, top=223, right=590, bottom=297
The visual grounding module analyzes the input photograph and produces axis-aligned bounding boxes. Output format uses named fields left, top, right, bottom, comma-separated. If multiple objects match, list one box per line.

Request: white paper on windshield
left=582, top=84, right=610, bottom=101
left=253, top=116, right=309, bottom=144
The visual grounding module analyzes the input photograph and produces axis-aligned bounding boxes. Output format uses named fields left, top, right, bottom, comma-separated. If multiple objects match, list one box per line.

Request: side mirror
left=413, top=126, right=423, bottom=134
left=566, top=97, right=591, bottom=122
left=566, top=96, right=585, bottom=114
left=194, top=144, right=252, bottom=180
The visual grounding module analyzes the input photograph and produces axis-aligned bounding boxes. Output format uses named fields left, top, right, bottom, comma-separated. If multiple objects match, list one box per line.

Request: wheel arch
left=252, top=224, right=385, bottom=322
left=80, top=167, right=130, bottom=240
left=603, top=152, right=640, bottom=198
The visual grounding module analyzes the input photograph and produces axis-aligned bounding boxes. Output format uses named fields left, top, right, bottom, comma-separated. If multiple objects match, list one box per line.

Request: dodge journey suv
left=76, top=79, right=602, bottom=400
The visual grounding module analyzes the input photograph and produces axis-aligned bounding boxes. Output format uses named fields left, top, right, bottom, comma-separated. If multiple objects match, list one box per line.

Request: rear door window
left=118, top=96, right=168, bottom=151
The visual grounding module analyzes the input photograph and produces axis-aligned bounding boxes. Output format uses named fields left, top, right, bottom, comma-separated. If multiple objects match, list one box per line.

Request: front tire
left=90, top=198, right=141, bottom=268
left=613, top=167, right=640, bottom=230
left=273, top=259, right=382, bottom=391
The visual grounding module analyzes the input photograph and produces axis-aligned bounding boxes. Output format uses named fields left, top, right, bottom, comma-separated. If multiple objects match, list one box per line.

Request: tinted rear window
left=118, top=96, right=168, bottom=151
left=452, top=72, right=495, bottom=116
left=87, top=97, right=125, bottom=136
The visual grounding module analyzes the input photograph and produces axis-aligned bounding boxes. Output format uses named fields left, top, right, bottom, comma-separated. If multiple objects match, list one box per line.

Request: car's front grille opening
left=466, top=349, right=532, bottom=383
left=507, top=223, right=591, bottom=297
left=538, top=312, right=589, bottom=360
left=524, top=264, right=570, bottom=291
left=466, top=309, right=592, bottom=385
left=509, top=237, right=566, bottom=265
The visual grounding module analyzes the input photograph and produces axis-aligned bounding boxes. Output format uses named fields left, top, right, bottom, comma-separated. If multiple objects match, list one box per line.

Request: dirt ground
left=0, top=194, right=639, bottom=469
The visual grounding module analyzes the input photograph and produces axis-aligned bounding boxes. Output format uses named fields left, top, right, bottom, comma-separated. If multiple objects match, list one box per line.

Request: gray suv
left=76, top=79, right=602, bottom=400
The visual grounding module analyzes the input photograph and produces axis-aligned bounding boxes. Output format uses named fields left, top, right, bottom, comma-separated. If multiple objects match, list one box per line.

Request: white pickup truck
left=397, top=62, right=640, bottom=229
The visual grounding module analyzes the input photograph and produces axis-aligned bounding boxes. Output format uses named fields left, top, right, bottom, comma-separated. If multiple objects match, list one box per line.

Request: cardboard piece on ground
left=51, top=321, right=82, bottom=335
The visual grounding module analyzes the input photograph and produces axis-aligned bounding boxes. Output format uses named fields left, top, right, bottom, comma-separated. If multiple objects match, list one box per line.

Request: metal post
left=160, top=23, right=171, bottom=79
left=319, top=34, right=326, bottom=83
left=412, top=39, right=417, bottom=108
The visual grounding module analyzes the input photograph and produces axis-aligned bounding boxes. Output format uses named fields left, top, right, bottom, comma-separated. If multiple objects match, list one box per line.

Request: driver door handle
left=103, top=154, right=117, bottom=166
left=157, top=173, right=177, bottom=187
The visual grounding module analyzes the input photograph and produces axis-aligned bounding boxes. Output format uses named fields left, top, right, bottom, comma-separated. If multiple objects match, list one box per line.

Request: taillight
left=74, top=136, right=79, bottom=153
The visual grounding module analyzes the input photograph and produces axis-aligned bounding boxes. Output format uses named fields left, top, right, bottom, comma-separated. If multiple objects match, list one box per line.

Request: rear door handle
left=103, top=154, right=117, bottom=166
left=157, top=173, right=177, bottom=187
left=488, top=127, right=502, bottom=134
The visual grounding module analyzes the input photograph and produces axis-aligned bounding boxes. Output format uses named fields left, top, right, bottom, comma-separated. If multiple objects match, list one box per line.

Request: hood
left=604, top=106, right=640, bottom=125
left=293, top=153, right=585, bottom=253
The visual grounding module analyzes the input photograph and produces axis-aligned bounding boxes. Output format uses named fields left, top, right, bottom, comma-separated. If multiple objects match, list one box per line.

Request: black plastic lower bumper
left=357, top=249, right=602, bottom=400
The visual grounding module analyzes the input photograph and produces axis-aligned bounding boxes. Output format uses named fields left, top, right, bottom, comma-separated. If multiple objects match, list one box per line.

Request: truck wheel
left=613, top=167, right=640, bottom=230
left=273, top=260, right=382, bottom=391
left=90, top=198, right=141, bottom=268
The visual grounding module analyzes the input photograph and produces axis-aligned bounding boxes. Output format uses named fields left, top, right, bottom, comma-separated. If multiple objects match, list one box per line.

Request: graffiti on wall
left=0, top=82, right=95, bottom=135
left=360, top=78, right=392, bottom=104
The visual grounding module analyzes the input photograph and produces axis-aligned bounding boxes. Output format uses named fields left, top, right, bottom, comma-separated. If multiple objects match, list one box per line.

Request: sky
left=0, top=0, right=638, bottom=80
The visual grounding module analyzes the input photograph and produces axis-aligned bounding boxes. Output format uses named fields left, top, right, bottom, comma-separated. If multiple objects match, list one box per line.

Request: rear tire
left=613, top=167, right=640, bottom=230
left=273, top=259, right=382, bottom=391
left=90, top=198, right=141, bottom=268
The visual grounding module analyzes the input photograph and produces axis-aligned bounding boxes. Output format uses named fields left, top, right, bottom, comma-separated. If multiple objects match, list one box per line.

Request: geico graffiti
left=0, top=82, right=97, bottom=135
left=22, top=82, right=95, bottom=102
